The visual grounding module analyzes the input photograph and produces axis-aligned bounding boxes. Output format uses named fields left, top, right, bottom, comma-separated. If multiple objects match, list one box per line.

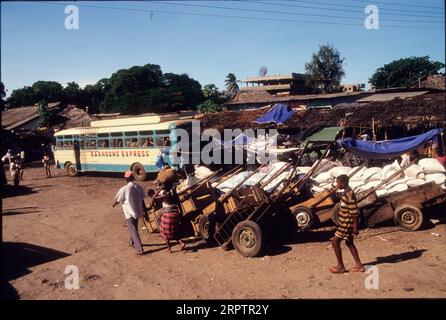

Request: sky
left=1, top=0, right=445, bottom=96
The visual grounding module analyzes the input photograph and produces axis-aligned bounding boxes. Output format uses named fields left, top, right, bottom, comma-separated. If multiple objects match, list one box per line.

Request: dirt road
left=2, top=166, right=446, bottom=299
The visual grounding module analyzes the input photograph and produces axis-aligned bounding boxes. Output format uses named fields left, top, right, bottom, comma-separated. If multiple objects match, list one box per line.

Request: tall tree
left=225, top=73, right=240, bottom=94
left=305, top=44, right=345, bottom=93
left=369, top=56, right=444, bottom=89
left=63, top=82, right=81, bottom=105
left=202, top=84, right=219, bottom=99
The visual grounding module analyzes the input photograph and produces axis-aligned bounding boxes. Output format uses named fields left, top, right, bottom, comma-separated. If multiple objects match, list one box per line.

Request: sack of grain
left=403, top=164, right=426, bottom=180
left=313, top=171, right=333, bottom=185
left=330, top=166, right=351, bottom=178
left=194, top=165, right=214, bottom=180
left=382, top=160, right=402, bottom=180
left=349, top=166, right=366, bottom=182
left=311, top=159, right=334, bottom=177
left=385, top=178, right=407, bottom=190
left=406, top=178, right=426, bottom=187
left=387, top=184, right=408, bottom=194
left=362, top=167, right=383, bottom=183
left=419, top=158, right=446, bottom=174
left=425, top=173, right=446, bottom=185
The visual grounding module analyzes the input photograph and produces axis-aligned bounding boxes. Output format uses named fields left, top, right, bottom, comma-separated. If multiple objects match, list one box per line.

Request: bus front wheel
left=65, top=162, right=78, bottom=177
left=132, top=163, right=147, bottom=181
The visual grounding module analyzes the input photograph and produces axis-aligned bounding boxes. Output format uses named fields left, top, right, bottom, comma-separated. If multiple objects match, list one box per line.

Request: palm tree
left=225, top=73, right=240, bottom=94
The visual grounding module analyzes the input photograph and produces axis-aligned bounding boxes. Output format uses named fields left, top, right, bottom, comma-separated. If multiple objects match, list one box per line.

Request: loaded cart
left=357, top=181, right=446, bottom=231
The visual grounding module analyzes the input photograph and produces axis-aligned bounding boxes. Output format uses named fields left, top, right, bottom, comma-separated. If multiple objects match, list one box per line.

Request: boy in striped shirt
left=330, top=174, right=364, bottom=274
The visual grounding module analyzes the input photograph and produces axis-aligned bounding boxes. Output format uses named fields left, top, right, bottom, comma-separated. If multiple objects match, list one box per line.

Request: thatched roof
left=53, top=105, right=97, bottom=130
left=202, top=92, right=445, bottom=131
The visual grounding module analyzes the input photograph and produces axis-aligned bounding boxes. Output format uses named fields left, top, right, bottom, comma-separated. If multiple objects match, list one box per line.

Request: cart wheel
left=293, top=206, right=314, bottom=231
left=132, top=163, right=146, bottom=181
left=394, top=204, right=424, bottom=231
left=65, top=162, right=78, bottom=177
left=232, top=221, right=263, bottom=258
left=198, top=214, right=216, bottom=244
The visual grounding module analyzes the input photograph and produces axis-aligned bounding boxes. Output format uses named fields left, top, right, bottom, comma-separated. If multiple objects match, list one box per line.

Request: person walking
left=42, top=153, right=52, bottom=178
left=19, top=150, right=25, bottom=180
left=159, top=192, right=186, bottom=253
left=112, top=171, right=147, bottom=255
left=330, top=174, right=364, bottom=274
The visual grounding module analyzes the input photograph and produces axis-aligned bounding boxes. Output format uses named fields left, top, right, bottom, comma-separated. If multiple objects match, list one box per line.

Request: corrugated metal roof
left=356, top=91, right=428, bottom=102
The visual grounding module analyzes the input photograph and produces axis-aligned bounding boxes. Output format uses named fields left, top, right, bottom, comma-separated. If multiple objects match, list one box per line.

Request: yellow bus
left=53, top=114, right=195, bottom=180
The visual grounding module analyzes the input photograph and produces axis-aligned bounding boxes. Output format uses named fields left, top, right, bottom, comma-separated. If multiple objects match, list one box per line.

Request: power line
left=252, top=0, right=445, bottom=17
left=36, top=1, right=443, bottom=29
left=148, top=1, right=444, bottom=24
left=341, top=0, right=445, bottom=10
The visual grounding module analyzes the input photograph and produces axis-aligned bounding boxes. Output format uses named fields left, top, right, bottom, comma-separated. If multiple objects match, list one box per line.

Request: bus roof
left=54, top=119, right=198, bottom=136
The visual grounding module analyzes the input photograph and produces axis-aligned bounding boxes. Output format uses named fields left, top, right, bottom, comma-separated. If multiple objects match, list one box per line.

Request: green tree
left=305, top=44, right=345, bottom=93
left=225, top=73, right=239, bottom=95
left=6, top=86, right=35, bottom=107
left=64, top=82, right=82, bottom=105
left=197, top=99, right=219, bottom=113
left=369, top=56, right=445, bottom=89
left=37, top=99, right=53, bottom=128
left=32, top=81, right=64, bottom=102
left=203, top=84, right=219, bottom=99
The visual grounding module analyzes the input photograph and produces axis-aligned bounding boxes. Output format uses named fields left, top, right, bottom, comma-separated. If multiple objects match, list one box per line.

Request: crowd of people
left=1, top=145, right=54, bottom=186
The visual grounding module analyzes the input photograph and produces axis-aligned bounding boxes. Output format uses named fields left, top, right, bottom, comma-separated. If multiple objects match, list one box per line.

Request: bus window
left=125, top=131, right=138, bottom=137
left=56, top=140, right=63, bottom=149
left=85, top=139, right=97, bottom=149
left=139, top=137, right=154, bottom=148
left=98, top=139, right=110, bottom=148
left=125, top=138, right=138, bottom=148
left=111, top=138, right=123, bottom=148
left=98, top=133, right=109, bottom=138
left=156, top=136, right=171, bottom=147
left=66, top=140, right=73, bottom=149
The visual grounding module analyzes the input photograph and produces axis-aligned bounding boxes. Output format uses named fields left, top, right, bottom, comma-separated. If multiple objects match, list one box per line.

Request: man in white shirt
left=112, top=171, right=147, bottom=255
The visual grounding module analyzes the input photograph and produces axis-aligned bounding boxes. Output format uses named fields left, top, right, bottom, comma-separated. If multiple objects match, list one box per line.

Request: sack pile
left=310, top=158, right=446, bottom=197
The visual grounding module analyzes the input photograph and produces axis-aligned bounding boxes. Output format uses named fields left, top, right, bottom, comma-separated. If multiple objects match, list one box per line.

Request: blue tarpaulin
left=337, top=128, right=443, bottom=159
left=254, top=103, right=294, bottom=125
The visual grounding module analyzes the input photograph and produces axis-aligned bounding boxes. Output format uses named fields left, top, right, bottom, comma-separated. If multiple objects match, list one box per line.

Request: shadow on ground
left=366, top=249, right=427, bottom=266
left=1, top=185, right=38, bottom=199
left=0, top=242, right=70, bottom=300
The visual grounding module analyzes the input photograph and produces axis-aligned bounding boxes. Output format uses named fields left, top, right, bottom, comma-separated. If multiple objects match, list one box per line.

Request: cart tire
left=132, top=163, right=146, bottom=181
left=198, top=214, right=216, bottom=244
left=394, top=204, right=424, bottom=231
left=65, top=162, right=78, bottom=177
left=293, top=206, right=314, bottom=231
left=232, top=221, right=263, bottom=258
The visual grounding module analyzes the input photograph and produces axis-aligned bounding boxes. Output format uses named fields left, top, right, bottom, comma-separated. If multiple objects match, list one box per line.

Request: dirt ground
left=2, top=165, right=446, bottom=299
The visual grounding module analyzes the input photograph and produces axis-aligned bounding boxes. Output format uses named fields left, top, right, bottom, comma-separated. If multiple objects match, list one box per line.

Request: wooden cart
left=359, top=182, right=446, bottom=231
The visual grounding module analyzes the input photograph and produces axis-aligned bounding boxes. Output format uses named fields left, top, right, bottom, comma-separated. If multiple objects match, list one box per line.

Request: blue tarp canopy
left=337, top=128, right=443, bottom=159
left=254, top=103, right=294, bottom=125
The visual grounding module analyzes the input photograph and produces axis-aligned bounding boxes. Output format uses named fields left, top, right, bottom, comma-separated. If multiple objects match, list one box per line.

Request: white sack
left=313, top=171, right=333, bottom=185
left=406, top=178, right=426, bottom=187
left=362, top=167, right=383, bottom=183
left=311, top=159, right=334, bottom=177
left=194, top=165, right=214, bottom=180
left=403, top=164, right=426, bottom=180
left=419, top=158, right=446, bottom=174
left=330, top=166, right=351, bottom=178
left=349, top=166, right=366, bottom=182
left=425, top=173, right=446, bottom=185
left=388, top=184, right=408, bottom=194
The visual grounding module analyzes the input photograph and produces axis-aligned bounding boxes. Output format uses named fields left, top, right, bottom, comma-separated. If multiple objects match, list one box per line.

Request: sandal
left=329, top=266, right=347, bottom=274
left=136, top=250, right=144, bottom=255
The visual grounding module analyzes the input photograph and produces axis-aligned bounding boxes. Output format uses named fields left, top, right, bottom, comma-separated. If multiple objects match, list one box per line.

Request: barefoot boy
left=330, top=174, right=364, bottom=274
